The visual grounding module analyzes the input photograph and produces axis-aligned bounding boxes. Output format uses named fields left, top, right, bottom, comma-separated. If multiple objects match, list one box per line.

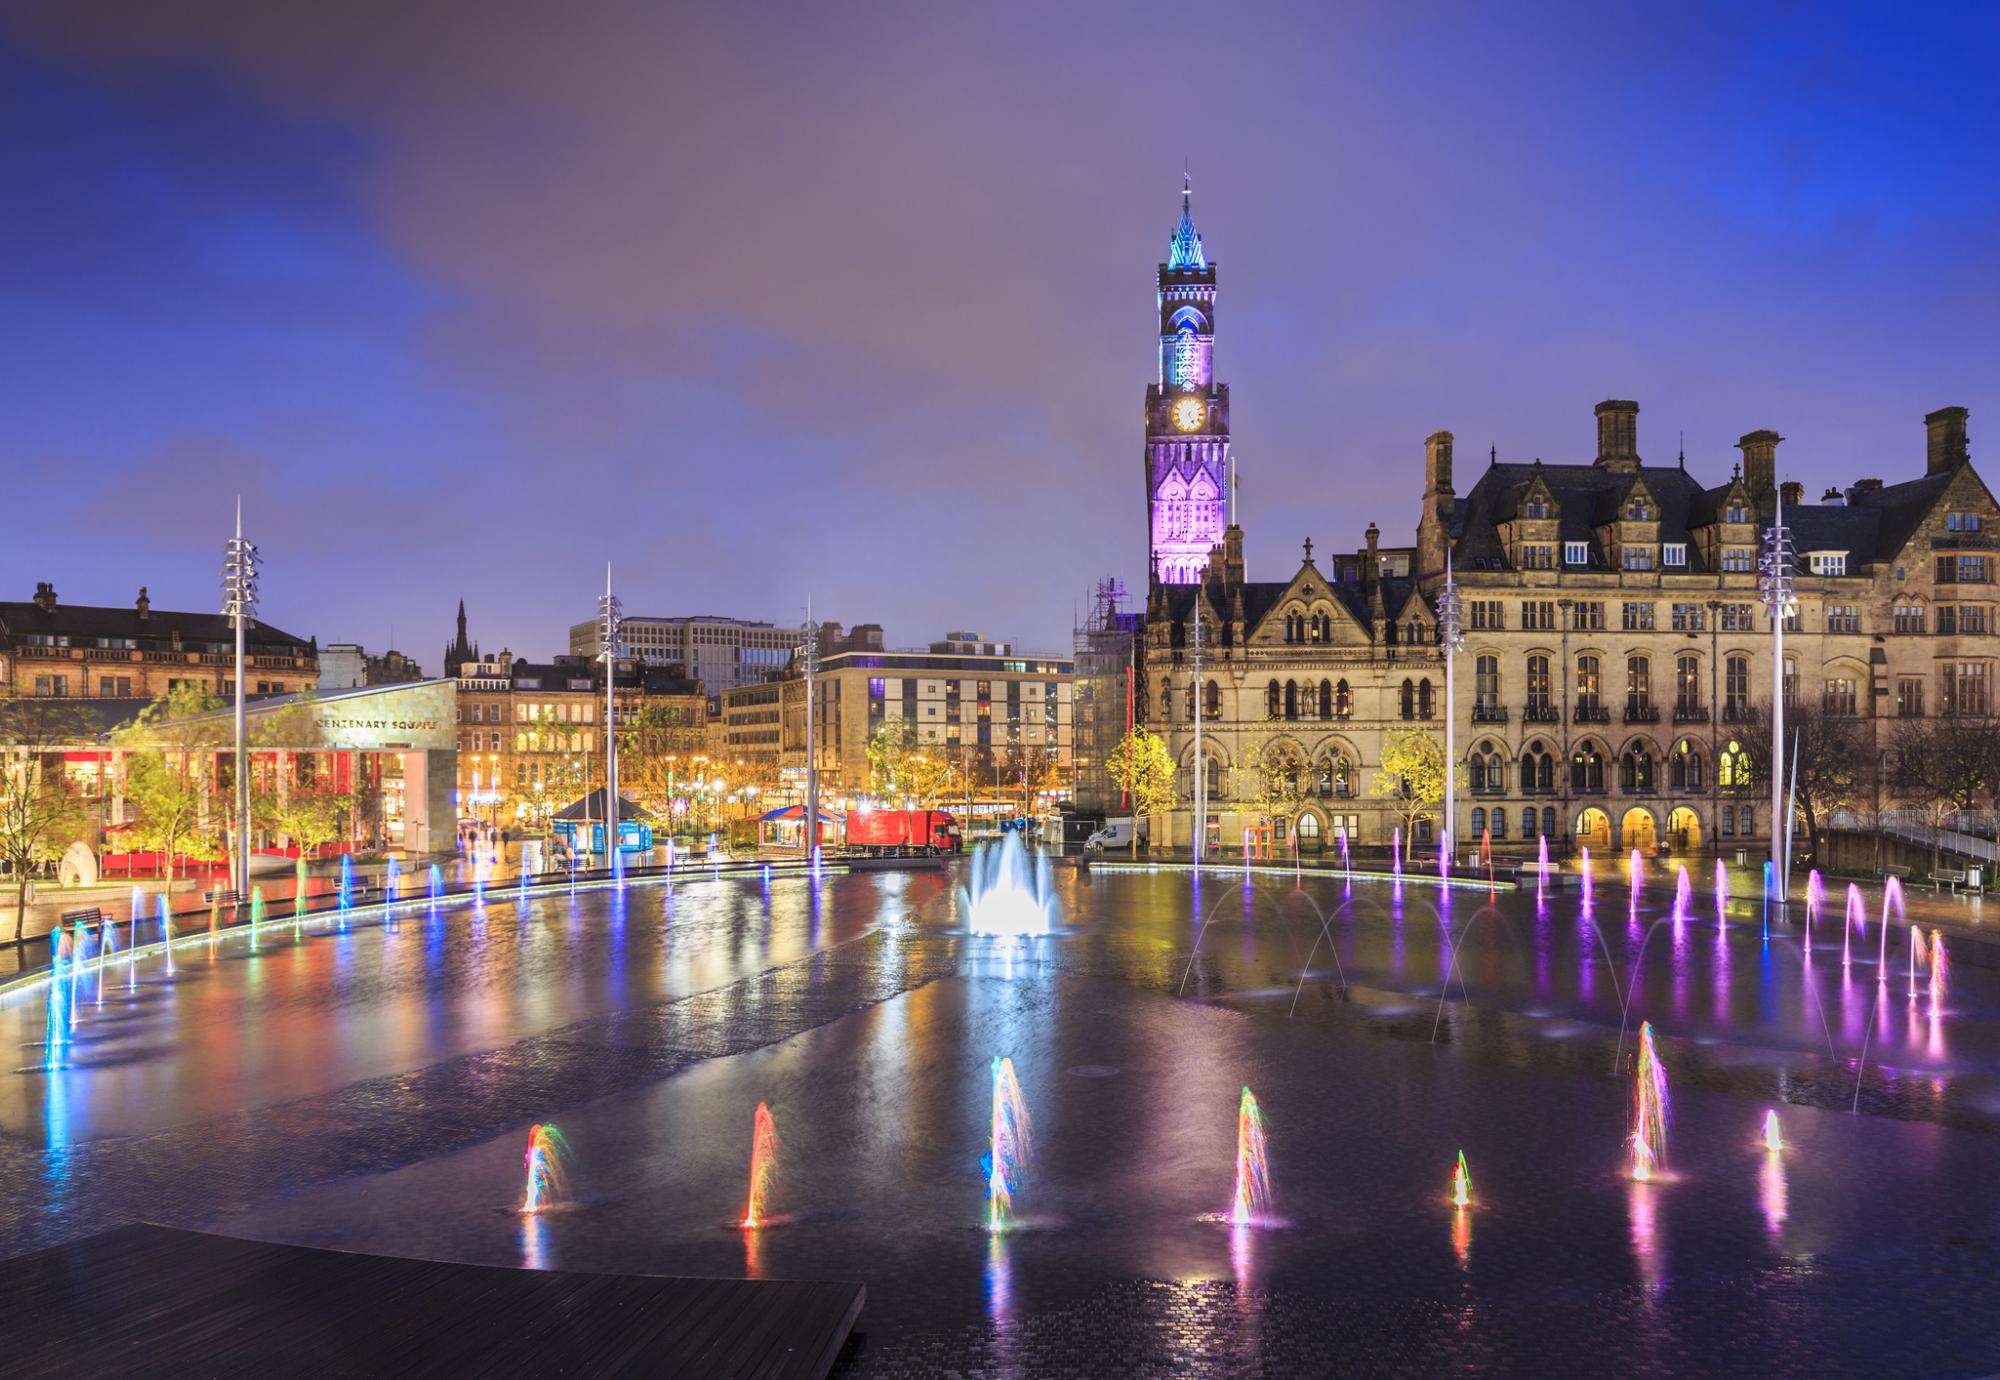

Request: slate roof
left=0, top=598, right=312, bottom=657
left=1157, top=574, right=1423, bottom=637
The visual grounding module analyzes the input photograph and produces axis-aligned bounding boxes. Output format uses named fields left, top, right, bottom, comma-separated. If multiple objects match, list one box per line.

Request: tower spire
left=1168, top=169, right=1205, bottom=271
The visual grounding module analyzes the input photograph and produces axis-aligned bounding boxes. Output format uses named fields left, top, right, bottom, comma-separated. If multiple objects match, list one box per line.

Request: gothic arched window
left=1204, top=680, right=1221, bottom=718
left=1173, top=324, right=1201, bottom=391
left=1400, top=679, right=1415, bottom=720
left=1417, top=679, right=1435, bottom=719
left=1266, top=679, right=1281, bottom=718
left=1335, top=679, right=1352, bottom=717
left=1284, top=680, right=1299, bottom=720
left=1318, top=679, right=1333, bottom=719
left=1571, top=740, right=1605, bottom=791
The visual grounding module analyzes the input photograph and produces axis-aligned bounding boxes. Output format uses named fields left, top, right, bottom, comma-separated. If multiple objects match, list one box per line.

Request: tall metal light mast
left=1758, top=486, right=1797, bottom=901
left=598, top=566, right=625, bottom=871
left=801, top=601, right=820, bottom=864
left=1436, top=553, right=1465, bottom=876
left=220, top=499, right=259, bottom=903
left=1191, top=592, right=1204, bottom=867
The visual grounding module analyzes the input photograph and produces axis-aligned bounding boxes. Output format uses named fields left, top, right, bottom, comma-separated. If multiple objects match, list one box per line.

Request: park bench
left=1932, top=867, right=1967, bottom=894
left=204, top=887, right=242, bottom=910
left=58, top=907, right=104, bottom=929
left=1877, top=864, right=1911, bottom=881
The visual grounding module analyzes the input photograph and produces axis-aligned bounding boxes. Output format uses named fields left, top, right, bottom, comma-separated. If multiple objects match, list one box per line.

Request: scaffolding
left=1071, top=578, right=1141, bottom=814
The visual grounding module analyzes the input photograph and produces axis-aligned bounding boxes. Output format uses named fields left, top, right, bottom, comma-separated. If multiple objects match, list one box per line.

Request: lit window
left=1662, top=543, right=1686, bottom=567
left=1564, top=541, right=1590, bottom=566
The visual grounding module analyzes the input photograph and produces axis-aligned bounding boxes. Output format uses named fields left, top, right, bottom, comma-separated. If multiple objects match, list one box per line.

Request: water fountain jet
left=960, top=834, right=1057, bottom=938
left=742, top=1102, right=780, bottom=1229
left=1629, top=1022, right=1669, bottom=1181
left=1230, top=1087, right=1273, bottom=1227
left=985, top=1057, right=1032, bottom=1233
left=521, top=1123, right=572, bottom=1213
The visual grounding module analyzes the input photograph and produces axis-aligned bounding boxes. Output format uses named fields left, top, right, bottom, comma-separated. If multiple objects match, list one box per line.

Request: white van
left=1084, top=817, right=1148, bottom=853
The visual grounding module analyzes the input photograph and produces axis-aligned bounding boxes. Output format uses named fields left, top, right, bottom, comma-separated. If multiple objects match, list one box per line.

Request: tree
left=1003, top=738, right=1062, bottom=816
left=1104, top=726, right=1178, bottom=857
left=117, top=685, right=229, bottom=889
left=0, top=692, right=94, bottom=941
left=620, top=701, right=705, bottom=823
left=866, top=718, right=919, bottom=799
left=1889, top=714, right=1995, bottom=871
left=1371, top=727, right=1459, bottom=849
left=1742, top=701, right=1871, bottom=865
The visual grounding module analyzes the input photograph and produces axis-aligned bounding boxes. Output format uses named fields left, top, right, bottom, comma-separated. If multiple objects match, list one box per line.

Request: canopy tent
left=553, top=788, right=652, bottom=823
left=757, top=804, right=847, bottom=824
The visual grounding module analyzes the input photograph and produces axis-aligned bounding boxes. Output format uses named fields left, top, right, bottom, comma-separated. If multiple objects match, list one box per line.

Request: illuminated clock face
left=1173, top=397, right=1204, bottom=432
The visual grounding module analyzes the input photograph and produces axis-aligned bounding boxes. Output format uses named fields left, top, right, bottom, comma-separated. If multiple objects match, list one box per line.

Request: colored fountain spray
left=1930, top=930, right=1950, bottom=1009
left=1392, top=827, right=1403, bottom=878
left=1339, top=830, right=1352, bottom=880
left=741, top=1102, right=780, bottom=1229
left=520, top=1123, right=572, bottom=1214
left=128, top=888, right=144, bottom=991
left=1805, top=869, right=1825, bottom=949
left=1909, top=927, right=1927, bottom=1002
left=1762, top=1109, right=1784, bottom=1153
left=67, top=922, right=92, bottom=1030
left=519, top=854, right=532, bottom=902
left=1628, top=1021, right=1670, bottom=1181
left=1672, top=865, right=1691, bottom=924
left=1230, top=1087, right=1273, bottom=1227
left=44, top=934, right=70, bottom=1069
left=1878, top=875, right=1904, bottom=976
left=1450, top=1150, right=1472, bottom=1209
left=337, top=855, right=355, bottom=918
left=385, top=857, right=401, bottom=903
left=428, top=864, right=444, bottom=907
left=157, top=895, right=174, bottom=977
left=94, top=919, right=113, bottom=1006
left=960, top=834, right=1058, bottom=938
left=1580, top=846, right=1592, bottom=907
left=985, top=1057, right=1032, bottom=1233
left=1842, top=883, right=1865, bottom=967
left=1714, top=857, right=1729, bottom=926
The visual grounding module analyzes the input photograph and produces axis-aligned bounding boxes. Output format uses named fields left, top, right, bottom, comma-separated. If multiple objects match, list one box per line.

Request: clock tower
left=1145, top=175, right=1230, bottom=585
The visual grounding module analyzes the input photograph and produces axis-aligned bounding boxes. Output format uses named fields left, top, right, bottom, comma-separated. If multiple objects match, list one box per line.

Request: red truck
left=846, top=809, right=963, bottom=856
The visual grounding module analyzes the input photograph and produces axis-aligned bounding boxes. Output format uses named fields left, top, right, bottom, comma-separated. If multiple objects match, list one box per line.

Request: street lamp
left=598, top=566, right=625, bottom=870
left=1437, top=553, right=1465, bottom=876
left=220, top=499, right=260, bottom=902
left=1758, top=486, right=1798, bottom=902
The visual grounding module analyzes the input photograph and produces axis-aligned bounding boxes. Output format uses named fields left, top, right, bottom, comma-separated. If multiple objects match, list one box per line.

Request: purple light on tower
left=1145, top=175, right=1230, bottom=586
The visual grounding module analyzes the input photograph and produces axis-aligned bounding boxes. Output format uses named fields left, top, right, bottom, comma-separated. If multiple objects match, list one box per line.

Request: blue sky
left=4, top=3, right=1999, bottom=663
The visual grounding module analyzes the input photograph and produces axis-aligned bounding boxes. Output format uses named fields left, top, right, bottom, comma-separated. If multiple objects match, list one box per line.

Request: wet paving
left=5, top=858, right=1999, bottom=1376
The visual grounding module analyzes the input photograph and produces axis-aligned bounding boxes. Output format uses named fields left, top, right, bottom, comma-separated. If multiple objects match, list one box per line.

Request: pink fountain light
left=1393, top=827, right=1403, bottom=878
left=1879, top=876, right=1904, bottom=976
left=1230, top=1087, right=1273, bottom=1227
left=1714, top=858, right=1729, bottom=926
left=1909, top=927, right=1927, bottom=1002
left=1580, top=846, right=1593, bottom=907
left=1672, top=865, right=1691, bottom=924
left=1761, top=1109, right=1783, bottom=1153
left=1843, top=883, right=1866, bottom=968
left=1930, top=931, right=1950, bottom=1010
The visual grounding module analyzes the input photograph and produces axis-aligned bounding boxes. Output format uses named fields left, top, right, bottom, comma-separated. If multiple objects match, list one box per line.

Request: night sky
left=6, top=4, right=2000, bottom=665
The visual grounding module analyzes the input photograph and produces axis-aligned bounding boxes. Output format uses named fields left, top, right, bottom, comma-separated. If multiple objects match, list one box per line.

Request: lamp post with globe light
left=220, top=500, right=259, bottom=903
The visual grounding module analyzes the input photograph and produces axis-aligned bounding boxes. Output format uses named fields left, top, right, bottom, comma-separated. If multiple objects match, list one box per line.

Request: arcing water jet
left=1629, top=1022, right=1669, bottom=1181
left=521, top=1123, right=572, bottom=1213
left=1450, top=1150, right=1471, bottom=1209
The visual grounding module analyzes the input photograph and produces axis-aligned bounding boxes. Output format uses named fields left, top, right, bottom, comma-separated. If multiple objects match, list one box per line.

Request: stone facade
left=1137, top=257, right=1996, bottom=856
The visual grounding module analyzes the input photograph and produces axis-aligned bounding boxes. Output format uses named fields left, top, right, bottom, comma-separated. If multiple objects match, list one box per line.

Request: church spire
left=1168, top=171, right=1206, bottom=271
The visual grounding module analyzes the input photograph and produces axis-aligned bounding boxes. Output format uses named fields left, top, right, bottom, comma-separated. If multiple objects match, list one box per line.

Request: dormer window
left=1809, top=552, right=1848, bottom=576
left=1623, top=546, right=1655, bottom=571
left=1523, top=497, right=1551, bottom=519
left=1662, top=542, right=1687, bottom=568
left=1563, top=541, right=1590, bottom=566
left=1623, top=499, right=1654, bottom=521
left=1723, top=502, right=1750, bottom=523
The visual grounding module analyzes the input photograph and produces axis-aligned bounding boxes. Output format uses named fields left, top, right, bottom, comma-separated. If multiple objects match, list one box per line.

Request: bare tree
left=1741, top=701, right=1870, bottom=865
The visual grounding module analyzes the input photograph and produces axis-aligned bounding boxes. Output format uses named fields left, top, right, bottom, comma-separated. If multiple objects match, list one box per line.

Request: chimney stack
left=1780, top=480, right=1805, bottom=508
left=31, top=582, right=56, bottom=613
left=1594, top=400, right=1640, bottom=471
left=135, top=586, right=151, bottom=621
left=1926, top=406, right=1969, bottom=475
left=1737, top=430, right=1781, bottom=503
left=1424, top=431, right=1455, bottom=501
left=1363, top=522, right=1381, bottom=593
left=1419, top=430, right=1455, bottom=575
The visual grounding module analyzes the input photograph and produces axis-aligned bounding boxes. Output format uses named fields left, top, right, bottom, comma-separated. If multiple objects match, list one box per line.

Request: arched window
left=1491, top=809, right=1507, bottom=840
left=1173, top=323, right=1201, bottom=390
left=1739, top=806, right=1755, bottom=835
left=1619, top=745, right=1654, bottom=791
left=1719, top=739, right=1751, bottom=788
left=1526, top=654, right=1551, bottom=715
left=1160, top=680, right=1174, bottom=720
left=1669, top=740, right=1703, bottom=790
left=1284, top=680, right=1299, bottom=720
left=1332, top=756, right=1351, bottom=797
left=1519, top=738, right=1553, bottom=792
left=1475, top=655, right=1500, bottom=714
left=1626, top=656, right=1651, bottom=716
left=1266, top=680, right=1281, bottom=718
left=1675, top=654, right=1701, bottom=716
left=1417, top=679, right=1435, bottom=719
left=1522, top=807, right=1538, bottom=838
left=1725, top=655, right=1750, bottom=717
left=1471, top=807, right=1486, bottom=838
left=1335, top=679, right=1352, bottom=717
left=1470, top=741, right=1502, bottom=793
left=1185, top=681, right=1196, bottom=719
left=1204, top=681, right=1221, bottom=718
left=1572, top=740, right=1605, bottom=791
left=1576, top=654, right=1602, bottom=712
left=1296, top=811, right=1321, bottom=842
left=1318, top=679, right=1333, bottom=719
left=1400, top=678, right=1415, bottom=720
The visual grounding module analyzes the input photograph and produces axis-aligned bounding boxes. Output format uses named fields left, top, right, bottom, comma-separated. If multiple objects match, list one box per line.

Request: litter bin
left=1970, top=866, right=1984, bottom=889
left=1735, top=849, right=1747, bottom=866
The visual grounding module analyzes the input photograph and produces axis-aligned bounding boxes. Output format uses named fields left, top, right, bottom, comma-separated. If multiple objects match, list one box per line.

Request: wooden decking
left=0, top=1223, right=862, bottom=1378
